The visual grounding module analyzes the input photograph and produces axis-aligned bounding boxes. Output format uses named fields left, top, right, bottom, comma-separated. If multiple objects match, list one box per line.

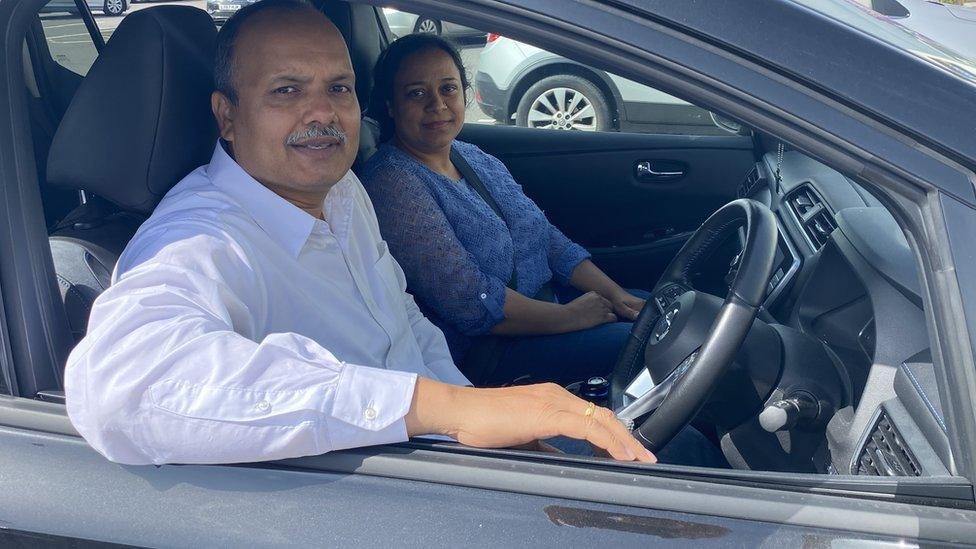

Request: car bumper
left=207, top=3, right=242, bottom=21
left=474, top=71, right=511, bottom=123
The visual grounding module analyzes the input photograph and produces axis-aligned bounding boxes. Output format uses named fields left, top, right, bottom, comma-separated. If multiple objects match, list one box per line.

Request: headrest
left=319, top=1, right=384, bottom=111
left=47, top=6, right=218, bottom=214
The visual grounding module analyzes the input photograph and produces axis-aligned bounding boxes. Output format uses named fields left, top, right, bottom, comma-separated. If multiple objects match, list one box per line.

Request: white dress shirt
left=64, top=142, right=470, bottom=465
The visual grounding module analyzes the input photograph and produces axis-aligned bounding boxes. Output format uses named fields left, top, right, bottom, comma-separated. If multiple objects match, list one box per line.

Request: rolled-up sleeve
left=365, top=169, right=506, bottom=336
left=547, top=224, right=591, bottom=285
left=64, top=251, right=417, bottom=466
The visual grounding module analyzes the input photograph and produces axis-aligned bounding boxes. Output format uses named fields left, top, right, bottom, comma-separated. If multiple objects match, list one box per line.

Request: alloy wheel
left=525, top=87, right=598, bottom=131
left=416, top=18, right=438, bottom=34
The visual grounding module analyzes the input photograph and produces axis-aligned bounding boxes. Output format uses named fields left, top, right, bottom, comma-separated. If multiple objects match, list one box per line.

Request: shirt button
left=480, top=293, right=487, bottom=299
left=364, top=407, right=378, bottom=421
left=255, top=400, right=271, bottom=412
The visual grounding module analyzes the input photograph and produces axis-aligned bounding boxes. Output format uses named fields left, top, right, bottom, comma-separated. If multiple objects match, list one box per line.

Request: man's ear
left=386, top=99, right=394, bottom=119
left=212, top=90, right=236, bottom=142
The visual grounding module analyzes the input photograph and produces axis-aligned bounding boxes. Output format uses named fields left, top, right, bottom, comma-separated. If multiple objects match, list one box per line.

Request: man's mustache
left=286, top=124, right=347, bottom=146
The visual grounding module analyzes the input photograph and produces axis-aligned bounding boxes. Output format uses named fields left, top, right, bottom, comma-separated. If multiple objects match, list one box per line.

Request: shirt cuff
left=552, top=242, right=591, bottom=285
left=328, top=364, right=418, bottom=450
left=472, top=275, right=506, bottom=334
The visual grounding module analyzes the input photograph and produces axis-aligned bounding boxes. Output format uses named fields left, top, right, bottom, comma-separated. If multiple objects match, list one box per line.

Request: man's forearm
left=405, top=377, right=461, bottom=437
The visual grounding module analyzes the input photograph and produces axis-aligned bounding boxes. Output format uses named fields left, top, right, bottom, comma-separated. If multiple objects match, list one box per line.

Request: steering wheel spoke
left=616, top=348, right=700, bottom=423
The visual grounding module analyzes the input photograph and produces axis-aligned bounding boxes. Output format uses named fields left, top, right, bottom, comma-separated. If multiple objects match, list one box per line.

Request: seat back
left=45, top=6, right=219, bottom=341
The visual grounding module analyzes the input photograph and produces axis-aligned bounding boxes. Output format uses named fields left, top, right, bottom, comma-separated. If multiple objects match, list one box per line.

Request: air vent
left=787, top=185, right=836, bottom=250
left=855, top=411, right=921, bottom=477
left=736, top=165, right=766, bottom=198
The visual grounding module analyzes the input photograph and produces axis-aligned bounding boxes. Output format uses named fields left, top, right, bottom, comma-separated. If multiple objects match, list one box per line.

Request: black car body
left=2, top=0, right=976, bottom=546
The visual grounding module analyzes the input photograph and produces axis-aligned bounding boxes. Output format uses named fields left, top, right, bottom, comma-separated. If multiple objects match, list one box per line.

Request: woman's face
left=389, top=47, right=465, bottom=155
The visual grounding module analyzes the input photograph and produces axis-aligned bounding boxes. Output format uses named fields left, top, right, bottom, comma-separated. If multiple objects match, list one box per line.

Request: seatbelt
left=450, top=148, right=518, bottom=291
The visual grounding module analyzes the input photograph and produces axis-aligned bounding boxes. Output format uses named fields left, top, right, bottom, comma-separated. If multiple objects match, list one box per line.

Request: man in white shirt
left=64, top=0, right=654, bottom=465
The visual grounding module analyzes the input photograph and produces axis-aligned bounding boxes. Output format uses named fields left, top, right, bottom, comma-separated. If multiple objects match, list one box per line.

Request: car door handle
left=635, top=160, right=686, bottom=182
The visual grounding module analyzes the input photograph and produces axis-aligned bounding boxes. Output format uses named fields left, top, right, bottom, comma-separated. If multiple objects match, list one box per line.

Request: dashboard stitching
left=902, top=364, right=948, bottom=433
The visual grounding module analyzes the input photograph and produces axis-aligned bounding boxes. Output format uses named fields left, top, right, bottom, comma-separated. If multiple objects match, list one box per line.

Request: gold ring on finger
left=583, top=401, right=596, bottom=418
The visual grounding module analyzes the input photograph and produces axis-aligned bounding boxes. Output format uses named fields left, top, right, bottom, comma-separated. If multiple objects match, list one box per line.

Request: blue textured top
left=360, top=140, right=591, bottom=359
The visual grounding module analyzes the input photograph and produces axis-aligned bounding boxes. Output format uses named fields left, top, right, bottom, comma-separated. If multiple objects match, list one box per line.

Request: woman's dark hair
left=368, top=34, right=471, bottom=142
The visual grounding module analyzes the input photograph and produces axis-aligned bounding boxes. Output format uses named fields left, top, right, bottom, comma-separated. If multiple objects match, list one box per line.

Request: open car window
left=377, top=4, right=733, bottom=136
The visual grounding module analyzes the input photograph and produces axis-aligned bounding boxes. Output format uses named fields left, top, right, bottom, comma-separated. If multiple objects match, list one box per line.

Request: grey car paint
left=4, top=0, right=976, bottom=546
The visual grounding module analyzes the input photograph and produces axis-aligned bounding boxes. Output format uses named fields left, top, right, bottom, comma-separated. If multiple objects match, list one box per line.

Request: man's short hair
left=214, top=0, right=320, bottom=104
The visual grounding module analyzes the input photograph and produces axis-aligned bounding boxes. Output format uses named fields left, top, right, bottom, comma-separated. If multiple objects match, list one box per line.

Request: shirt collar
left=206, top=141, right=353, bottom=258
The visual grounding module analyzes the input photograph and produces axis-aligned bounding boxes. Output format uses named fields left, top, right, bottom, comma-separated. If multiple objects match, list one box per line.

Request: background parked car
left=474, top=35, right=727, bottom=135
left=381, top=7, right=484, bottom=39
left=206, top=0, right=259, bottom=23
left=40, top=0, right=127, bottom=17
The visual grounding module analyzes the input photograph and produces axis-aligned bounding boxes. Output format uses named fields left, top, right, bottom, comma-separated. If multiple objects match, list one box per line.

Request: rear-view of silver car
left=381, top=7, right=483, bottom=39
left=474, top=35, right=725, bottom=135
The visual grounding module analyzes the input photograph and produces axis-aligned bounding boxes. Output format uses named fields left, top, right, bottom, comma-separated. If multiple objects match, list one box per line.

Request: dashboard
left=724, top=148, right=950, bottom=477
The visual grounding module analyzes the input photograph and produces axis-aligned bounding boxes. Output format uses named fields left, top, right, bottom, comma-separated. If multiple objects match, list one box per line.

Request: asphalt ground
left=39, top=2, right=495, bottom=123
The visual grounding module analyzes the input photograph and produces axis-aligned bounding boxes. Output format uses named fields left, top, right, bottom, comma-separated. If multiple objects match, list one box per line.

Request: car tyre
left=413, top=17, right=441, bottom=35
left=103, top=0, right=126, bottom=16
left=515, top=75, right=611, bottom=131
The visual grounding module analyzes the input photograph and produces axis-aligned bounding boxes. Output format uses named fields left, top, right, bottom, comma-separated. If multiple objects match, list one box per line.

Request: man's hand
left=405, top=378, right=656, bottom=462
left=610, top=291, right=646, bottom=322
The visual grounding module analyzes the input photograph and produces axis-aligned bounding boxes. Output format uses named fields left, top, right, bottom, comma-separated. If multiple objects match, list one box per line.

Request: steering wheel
left=611, top=199, right=778, bottom=453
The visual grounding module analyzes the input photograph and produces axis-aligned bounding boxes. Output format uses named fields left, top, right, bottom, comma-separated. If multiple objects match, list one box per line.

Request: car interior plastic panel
left=744, top=149, right=951, bottom=476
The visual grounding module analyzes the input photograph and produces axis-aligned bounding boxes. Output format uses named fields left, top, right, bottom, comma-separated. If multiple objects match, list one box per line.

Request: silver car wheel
left=526, top=87, right=598, bottom=131
left=416, top=18, right=439, bottom=34
left=104, top=0, right=124, bottom=15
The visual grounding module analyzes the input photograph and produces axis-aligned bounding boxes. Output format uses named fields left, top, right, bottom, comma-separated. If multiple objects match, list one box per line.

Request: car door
left=462, top=124, right=754, bottom=288
left=450, top=29, right=755, bottom=288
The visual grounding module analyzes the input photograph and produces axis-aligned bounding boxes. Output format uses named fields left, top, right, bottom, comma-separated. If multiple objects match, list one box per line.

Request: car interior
left=15, top=0, right=957, bottom=486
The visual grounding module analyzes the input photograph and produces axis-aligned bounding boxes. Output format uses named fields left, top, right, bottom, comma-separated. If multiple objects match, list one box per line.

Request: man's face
left=212, top=9, right=360, bottom=210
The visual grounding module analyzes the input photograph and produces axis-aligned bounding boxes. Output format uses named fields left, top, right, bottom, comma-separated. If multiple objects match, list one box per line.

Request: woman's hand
left=563, top=291, right=617, bottom=330
left=610, top=291, right=646, bottom=321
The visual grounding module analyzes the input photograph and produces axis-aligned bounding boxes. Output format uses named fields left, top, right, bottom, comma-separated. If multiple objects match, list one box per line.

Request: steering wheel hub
left=645, top=291, right=724, bottom=384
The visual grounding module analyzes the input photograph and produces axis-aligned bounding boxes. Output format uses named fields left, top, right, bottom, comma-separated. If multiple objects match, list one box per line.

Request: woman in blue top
left=360, top=35, right=647, bottom=387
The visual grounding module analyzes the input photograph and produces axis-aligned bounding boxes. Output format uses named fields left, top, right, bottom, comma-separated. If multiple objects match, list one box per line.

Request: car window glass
left=377, top=5, right=731, bottom=136
left=38, top=0, right=101, bottom=76
left=38, top=0, right=230, bottom=77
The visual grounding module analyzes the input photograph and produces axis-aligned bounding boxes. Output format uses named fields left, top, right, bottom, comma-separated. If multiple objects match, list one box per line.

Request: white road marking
left=46, top=32, right=94, bottom=39
left=41, top=22, right=88, bottom=29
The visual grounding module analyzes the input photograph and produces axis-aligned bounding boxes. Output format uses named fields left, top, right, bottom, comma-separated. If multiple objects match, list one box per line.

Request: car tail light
left=487, top=33, right=500, bottom=43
